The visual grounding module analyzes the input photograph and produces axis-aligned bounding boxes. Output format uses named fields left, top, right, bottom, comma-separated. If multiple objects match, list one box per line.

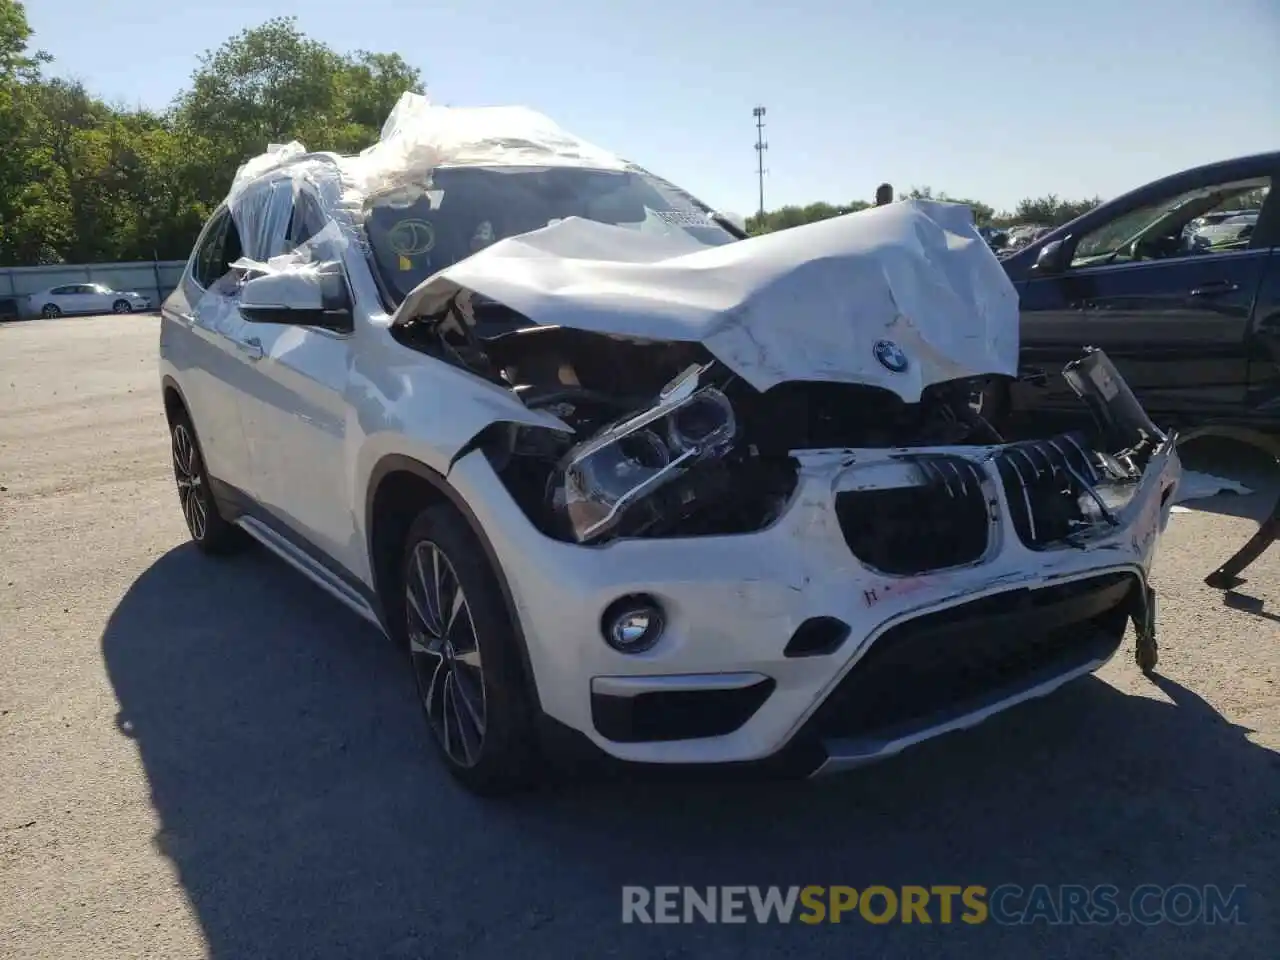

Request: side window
left=286, top=192, right=327, bottom=251
left=191, top=210, right=246, bottom=291
left=192, top=212, right=228, bottom=289
left=221, top=215, right=245, bottom=280
left=48, top=285, right=71, bottom=295
left=1071, top=176, right=1271, bottom=268
left=227, top=179, right=295, bottom=262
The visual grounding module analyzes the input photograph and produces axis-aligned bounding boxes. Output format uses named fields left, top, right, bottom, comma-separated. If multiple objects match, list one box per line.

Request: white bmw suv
left=160, top=94, right=1179, bottom=794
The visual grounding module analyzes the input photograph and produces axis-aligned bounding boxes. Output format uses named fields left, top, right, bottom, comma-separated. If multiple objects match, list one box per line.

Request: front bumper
left=452, top=422, right=1180, bottom=770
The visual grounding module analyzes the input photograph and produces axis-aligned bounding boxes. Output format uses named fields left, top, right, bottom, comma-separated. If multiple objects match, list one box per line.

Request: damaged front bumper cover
left=448, top=351, right=1179, bottom=773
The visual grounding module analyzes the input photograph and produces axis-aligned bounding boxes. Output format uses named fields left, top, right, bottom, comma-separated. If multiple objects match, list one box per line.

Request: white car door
left=162, top=207, right=256, bottom=492
left=89, top=284, right=115, bottom=312
left=232, top=186, right=359, bottom=573
left=42, top=286, right=74, bottom=314
left=65, top=285, right=96, bottom=315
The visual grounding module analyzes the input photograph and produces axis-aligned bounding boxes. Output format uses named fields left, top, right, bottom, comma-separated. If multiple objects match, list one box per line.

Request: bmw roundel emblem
left=873, top=339, right=909, bottom=373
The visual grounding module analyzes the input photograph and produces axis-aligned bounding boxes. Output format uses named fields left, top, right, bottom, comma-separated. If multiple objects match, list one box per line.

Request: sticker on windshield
left=653, top=209, right=715, bottom=228
left=1089, top=362, right=1120, bottom=401
left=388, top=219, right=436, bottom=262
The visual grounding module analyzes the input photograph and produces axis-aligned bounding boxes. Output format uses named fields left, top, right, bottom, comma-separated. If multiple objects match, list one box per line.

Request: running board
left=235, top=516, right=383, bottom=630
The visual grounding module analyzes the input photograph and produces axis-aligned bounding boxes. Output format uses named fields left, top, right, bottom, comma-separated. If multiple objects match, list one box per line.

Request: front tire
left=40, top=303, right=61, bottom=319
left=112, top=299, right=133, bottom=314
left=169, top=409, right=242, bottom=554
left=400, top=504, right=539, bottom=795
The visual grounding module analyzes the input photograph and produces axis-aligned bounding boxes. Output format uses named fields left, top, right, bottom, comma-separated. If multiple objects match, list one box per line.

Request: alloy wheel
left=171, top=423, right=208, bottom=540
left=406, top=541, right=487, bottom=767
left=41, top=304, right=60, bottom=319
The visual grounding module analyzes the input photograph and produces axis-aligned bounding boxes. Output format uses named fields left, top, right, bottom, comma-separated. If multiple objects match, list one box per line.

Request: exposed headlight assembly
left=555, top=364, right=737, bottom=543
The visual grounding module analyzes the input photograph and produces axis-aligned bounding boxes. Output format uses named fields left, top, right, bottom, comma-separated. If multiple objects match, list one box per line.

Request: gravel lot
left=1, top=314, right=1277, bottom=960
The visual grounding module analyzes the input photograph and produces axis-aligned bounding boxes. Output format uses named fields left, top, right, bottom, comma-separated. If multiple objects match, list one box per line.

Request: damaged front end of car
left=384, top=201, right=1180, bottom=770
left=481, top=340, right=1177, bottom=570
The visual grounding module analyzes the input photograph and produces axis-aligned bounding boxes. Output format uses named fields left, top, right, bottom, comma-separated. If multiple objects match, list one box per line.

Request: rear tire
left=168, top=408, right=243, bottom=555
left=397, top=504, right=540, bottom=795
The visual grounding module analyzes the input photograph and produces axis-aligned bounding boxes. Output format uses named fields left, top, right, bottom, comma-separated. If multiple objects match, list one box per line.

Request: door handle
left=1189, top=281, right=1239, bottom=297
left=235, top=336, right=264, bottom=360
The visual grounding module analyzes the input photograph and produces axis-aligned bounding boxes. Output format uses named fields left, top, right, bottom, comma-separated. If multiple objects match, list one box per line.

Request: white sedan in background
left=27, top=283, right=151, bottom=318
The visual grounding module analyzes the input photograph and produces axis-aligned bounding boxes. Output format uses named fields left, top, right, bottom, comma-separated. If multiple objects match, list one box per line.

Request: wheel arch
left=161, top=375, right=189, bottom=423
left=364, top=453, right=544, bottom=712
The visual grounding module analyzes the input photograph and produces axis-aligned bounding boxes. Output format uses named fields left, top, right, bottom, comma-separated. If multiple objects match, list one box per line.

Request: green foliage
left=898, top=186, right=996, bottom=226
left=0, top=3, right=1117, bottom=265
left=1006, top=193, right=1104, bottom=227
left=748, top=186, right=1105, bottom=236
left=0, top=8, right=424, bottom=265
left=746, top=200, right=870, bottom=235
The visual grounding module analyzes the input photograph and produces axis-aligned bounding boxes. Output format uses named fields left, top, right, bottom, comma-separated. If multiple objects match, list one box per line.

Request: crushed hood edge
left=392, top=199, right=1021, bottom=402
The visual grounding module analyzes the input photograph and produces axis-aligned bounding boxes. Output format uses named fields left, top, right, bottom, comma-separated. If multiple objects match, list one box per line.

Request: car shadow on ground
left=102, top=545, right=1278, bottom=960
left=1174, top=436, right=1278, bottom=524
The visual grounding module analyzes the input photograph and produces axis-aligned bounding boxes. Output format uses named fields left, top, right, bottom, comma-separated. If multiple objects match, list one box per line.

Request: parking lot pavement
left=1, top=314, right=1277, bottom=960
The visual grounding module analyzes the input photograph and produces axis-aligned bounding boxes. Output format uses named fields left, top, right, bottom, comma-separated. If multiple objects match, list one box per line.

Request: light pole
left=753, top=106, right=768, bottom=222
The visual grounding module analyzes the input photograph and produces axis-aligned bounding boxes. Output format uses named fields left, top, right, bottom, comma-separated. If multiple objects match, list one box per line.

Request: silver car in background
left=27, top=283, right=151, bottom=319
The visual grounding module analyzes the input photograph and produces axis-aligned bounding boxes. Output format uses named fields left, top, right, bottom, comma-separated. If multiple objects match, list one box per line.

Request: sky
left=25, top=0, right=1280, bottom=217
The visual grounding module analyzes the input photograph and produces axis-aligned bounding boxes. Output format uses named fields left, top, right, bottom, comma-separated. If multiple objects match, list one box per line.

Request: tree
left=0, top=0, right=45, bottom=80
left=1009, top=193, right=1103, bottom=227
left=0, top=13, right=426, bottom=266
left=171, top=17, right=425, bottom=205
left=0, top=11, right=1118, bottom=268
left=747, top=199, right=870, bottom=235
left=898, top=186, right=996, bottom=226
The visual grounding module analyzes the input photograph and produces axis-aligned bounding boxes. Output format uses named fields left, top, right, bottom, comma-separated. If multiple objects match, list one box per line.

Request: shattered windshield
left=363, top=165, right=739, bottom=305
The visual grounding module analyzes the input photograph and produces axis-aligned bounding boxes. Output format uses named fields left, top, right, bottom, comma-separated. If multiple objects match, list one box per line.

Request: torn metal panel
left=394, top=200, right=1019, bottom=402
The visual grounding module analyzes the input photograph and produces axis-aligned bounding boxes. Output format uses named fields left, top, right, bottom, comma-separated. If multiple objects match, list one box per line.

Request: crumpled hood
left=393, top=198, right=1020, bottom=402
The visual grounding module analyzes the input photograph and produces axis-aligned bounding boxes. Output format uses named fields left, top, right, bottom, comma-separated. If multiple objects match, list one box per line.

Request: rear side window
left=236, top=179, right=295, bottom=261
left=191, top=210, right=246, bottom=290
left=287, top=192, right=328, bottom=250
left=191, top=213, right=226, bottom=289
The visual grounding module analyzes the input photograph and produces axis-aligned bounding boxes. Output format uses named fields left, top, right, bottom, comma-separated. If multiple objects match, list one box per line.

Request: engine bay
left=394, top=304, right=1026, bottom=545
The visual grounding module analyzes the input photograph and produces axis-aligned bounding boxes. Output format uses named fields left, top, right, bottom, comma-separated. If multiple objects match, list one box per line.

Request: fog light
left=601, top=595, right=665, bottom=653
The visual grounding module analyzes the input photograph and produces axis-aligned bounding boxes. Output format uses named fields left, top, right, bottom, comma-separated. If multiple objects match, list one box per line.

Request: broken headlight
left=554, top=364, right=737, bottom=543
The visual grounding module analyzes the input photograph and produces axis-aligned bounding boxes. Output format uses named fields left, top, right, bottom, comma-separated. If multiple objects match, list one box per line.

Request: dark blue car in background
left=991, top=151, right=1280, bottom=434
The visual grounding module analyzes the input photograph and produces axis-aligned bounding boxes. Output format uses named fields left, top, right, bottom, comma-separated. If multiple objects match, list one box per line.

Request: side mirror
left=239, top=262, right=353, bottom=331
left=1031, top=238, right=1068, bottom=276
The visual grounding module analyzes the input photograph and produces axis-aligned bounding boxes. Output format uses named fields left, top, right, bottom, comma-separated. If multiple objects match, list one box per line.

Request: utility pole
left=752, top=106, right=768, bottom=221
